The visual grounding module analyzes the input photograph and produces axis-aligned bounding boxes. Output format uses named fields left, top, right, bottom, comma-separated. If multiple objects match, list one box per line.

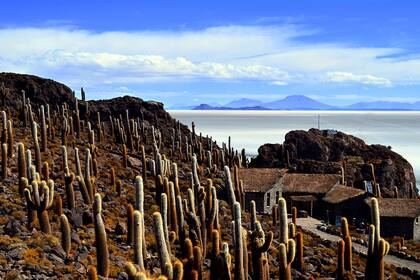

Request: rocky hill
left=250, top=128, right=417, bottom=197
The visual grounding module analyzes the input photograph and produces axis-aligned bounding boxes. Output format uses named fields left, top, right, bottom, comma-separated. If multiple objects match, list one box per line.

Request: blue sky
left=1, top=1, right=420, bottom=108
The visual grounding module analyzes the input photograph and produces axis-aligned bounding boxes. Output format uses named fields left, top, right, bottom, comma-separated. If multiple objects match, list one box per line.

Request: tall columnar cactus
left=133, top=210, right=145, bottom=271
left=153, top=212, right=172, bottom=279
left=291, top=207, right=297, bottom=226
left=141, top=145, right=147, bottom=181
left=134, top=176, right=147, bottom=259
left=64, top=167, right=75, bottom=209
left=293, top=231, right=304, bottom=271
left=337, top=239, right=346, bottom=280
left=7, top=120, right=13, bottom=157
left=40, top=105, right=47, bottom=151
left=32, top=122, right=42, bottom=173
left=84, top=148, right=94, bottom=200
left=365, top=198, right=389, bottom=280
left=278, top=198, right=296, bottom=280
left=278, top=198, right=288, bottom=245
left=93, top=193, right=109, bottom=277
left=232, top=202, right=244, bottom=280
left=24, top=180, right=54, bottom=234
left=2, top=143, right=7, bottom=179
left=127, top=204, right=134, bottom=245
left=169, top=182, right=178, bottom=236
left=224, top=166, right=236, bottom=210
left=279, top=241, right=296, bottom=280
left=18, top=142, right=27, bottom=195
left=60, top=214, right=71, bottom=257
left=122, top=144, right=128, bottom=168
left=250, top=221, right=273, bottom=280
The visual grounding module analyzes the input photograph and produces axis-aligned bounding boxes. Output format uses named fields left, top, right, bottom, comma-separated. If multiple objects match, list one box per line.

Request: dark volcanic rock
left=0, top=72, right=76, bottom=110
left=250, top=128, right=416, bottom=197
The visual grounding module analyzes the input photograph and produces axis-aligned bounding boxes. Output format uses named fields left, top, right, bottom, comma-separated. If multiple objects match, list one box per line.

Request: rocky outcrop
left=0, top=72, right=189, bottom=137
left=250, top=128, right=416, bottom=197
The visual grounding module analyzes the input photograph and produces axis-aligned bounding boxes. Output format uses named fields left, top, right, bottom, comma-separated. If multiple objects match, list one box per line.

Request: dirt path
left=296, top=217, right=420, bottom=273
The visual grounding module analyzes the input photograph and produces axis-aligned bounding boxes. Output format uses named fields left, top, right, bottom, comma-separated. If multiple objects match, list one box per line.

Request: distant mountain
left=193, top=104, right=269, bottom=110
left=225, top=98, right=263, bottom=108
left=191, top=95, right=420, bottom=111
left=344, top=101, right=420, bottom=110
left=263, top=95, right=331, bottom=110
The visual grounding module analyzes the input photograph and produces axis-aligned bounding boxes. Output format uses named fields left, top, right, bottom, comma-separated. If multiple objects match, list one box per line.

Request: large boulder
left=250, top=128, right=416, bottom=197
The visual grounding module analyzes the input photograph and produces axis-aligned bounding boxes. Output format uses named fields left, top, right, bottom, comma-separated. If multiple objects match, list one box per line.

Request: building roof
left=290, top=195, right=317, bottom=202
left=322, top=185, right=367, bottom=204
left=281, top=173, right=341, bottom=194
left=239, top=168, right=288, bottom=193
left=365, top=198, right=420, bottom=219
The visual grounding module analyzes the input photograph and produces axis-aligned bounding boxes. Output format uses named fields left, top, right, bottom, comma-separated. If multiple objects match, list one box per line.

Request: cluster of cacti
left=337, top=217, right=353, bottom=279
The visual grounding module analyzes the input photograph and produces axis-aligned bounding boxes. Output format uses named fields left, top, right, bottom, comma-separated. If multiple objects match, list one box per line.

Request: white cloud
left=325, top=71, right=392, bottom=87
left=2, top=24, right=420, bottom=89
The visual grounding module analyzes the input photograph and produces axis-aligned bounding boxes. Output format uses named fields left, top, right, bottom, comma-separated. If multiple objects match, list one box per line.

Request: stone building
left=238, top=168, right=288, bottom=213
left=366, top=198, right=420, bottom=240
left=279, top=173, right=342, bottom=216
left=322, top=184, right=373, bottom=225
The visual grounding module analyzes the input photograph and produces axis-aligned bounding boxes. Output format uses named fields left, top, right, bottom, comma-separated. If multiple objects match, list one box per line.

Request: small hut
left=238, top=168, right=288, bottom=213
left=366, top=198, right=420, bottom=240
left=322, top=185, right=373, bottom=225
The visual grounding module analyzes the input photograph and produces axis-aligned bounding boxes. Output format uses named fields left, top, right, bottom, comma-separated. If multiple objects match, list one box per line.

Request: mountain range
left=191, top=95, right=420, bottom=110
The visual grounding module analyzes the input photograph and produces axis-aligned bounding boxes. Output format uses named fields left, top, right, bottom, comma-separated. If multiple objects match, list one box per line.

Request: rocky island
left=0, top=72, right=419, bottom=280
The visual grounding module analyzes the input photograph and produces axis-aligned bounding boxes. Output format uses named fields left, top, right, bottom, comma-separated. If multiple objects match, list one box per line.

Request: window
left=266, top=192, right=271, bottom=207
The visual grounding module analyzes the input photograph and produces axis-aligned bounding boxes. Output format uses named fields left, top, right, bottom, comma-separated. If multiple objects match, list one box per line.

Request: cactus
left=278, top=240, right=295, bottom=280
left=127, top=204, right=134, bottom=245
left=32, top=122, right=42, bottom=173
left=17, top=142, right=26, bottom=195
left=87, top=266, right=98, bottom=280
left=42, top=162, right=49, bottom=181
left=7, top=120, right=13, bottom=157
left=365, top=198, right=390, bottom=280
left=84, top=148, right=94, bottom=201
left=193, top=245, right=203, bottom=279
left=291, top=207, right=297, bottom=226
left=278, top=198, right=295, bottom=280
left=293, top=231, right=304, bottom=271
left=337, top=239, right=345, bottom=280
left=232, top=202, right=244, bottom=280
left=40, top=105, right=47, bottom=151
left=122, top=144, right=128, bottom=168
left=64, top=167, right=75, bottom=209
left=153, top=212, right=172, bottom=279
left=278, top=198, right=289, bottom=245
left=134, top=210, right=145, bottom=271
left=272, top=205, right=278, bottom=226
left=24, top=180, right=54, bottom=234
left=60, top=214, right=71, bottom=257
left=93, top=193, right=109, bottom=277
left=224, top=166, right=236, bottom=210
left=2, top=143, right=7, bottom=179
left=250, top=221, right=273, bottom=280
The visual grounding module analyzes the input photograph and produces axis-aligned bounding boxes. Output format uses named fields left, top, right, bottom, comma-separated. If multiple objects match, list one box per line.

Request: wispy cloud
left=325, top=71, right=392, bottom=87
